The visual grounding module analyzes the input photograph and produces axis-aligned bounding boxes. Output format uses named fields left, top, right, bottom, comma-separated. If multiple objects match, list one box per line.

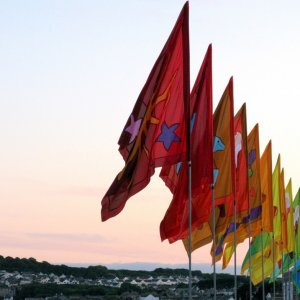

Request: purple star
left=125, top=114, right=142, bottom=144
left=156, top=122, right=180, bottom=150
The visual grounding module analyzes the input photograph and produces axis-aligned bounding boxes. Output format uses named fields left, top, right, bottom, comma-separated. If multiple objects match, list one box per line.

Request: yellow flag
left=279, top=169, right=288, bottom=254
left=285, top=179, right=294, bottom=254
left=260, top=141, right=273, bottom=233
left=250, top=240, right=279, bottom=285
left=272, top=155, right=281, bottom=262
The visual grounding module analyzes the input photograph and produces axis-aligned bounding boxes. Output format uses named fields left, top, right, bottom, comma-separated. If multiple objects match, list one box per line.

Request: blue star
left=156, top=122, right=180, bottom=151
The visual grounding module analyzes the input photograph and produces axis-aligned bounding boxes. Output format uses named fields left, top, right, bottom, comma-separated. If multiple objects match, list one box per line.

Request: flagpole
left=288, top=256, right=291, bottom=300
left=182, top=3, right=191, bottom=299
left=260, top=227, right=265, bottom=300
left=272, top=233, right=276, bottom=300
left=248, top=217, right=252, bottom=300
left=296, top=232, right=299, bottom=300
left=296, top=236, right=299, bottom=300
left=281, top=247, right=284, bottom=300
left=211, top=183, right=217, bottom=300
left=234, top=197, right=237, bottom=300
left=188, top=161, right=192, bottom=300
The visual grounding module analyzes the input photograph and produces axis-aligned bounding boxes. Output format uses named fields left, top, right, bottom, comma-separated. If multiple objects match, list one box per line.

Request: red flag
left=159, top=44, right=213, bottom=242
left=182, top=78, right=235, bottom=252
left=101, top=2, right=190, bottom=221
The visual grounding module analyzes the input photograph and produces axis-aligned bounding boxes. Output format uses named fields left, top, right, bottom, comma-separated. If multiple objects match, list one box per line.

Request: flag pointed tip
left=227, top=76, right=234, bottom=92
left=183, top=1, right=189, bottom=10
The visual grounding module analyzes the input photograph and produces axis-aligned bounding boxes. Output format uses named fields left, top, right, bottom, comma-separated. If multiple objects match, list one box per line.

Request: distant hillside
left=1, top=255, right=277, bottom=300
left=0, top=255, right=205, bottom=279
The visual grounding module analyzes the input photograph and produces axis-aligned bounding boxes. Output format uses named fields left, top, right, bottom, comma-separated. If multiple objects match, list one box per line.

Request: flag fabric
left=233, top=103, right=249, bottom=216
left=241, top=231, right=278, bottom=286
left=246, top=124, right=262, bottom=236
left=222, top=124, right=262, bottom=269
left=272, top=155, right=282, bottom=263
left=279, top=169, right=288, bottom=254
left=292, top=258, right=300, bottom=293
left=241, top=141, right=274, bottom=284
left=213, top=103, right=248, bottom=262
left=212, top=78, right=235, bottom=212
left=270, top=252, right=295, bottom=283
left=241, top=232, right=273, bottom=278
left=252, top=239, right=280, bottom=286
left=159, top=44, right=213, bottom=242
left=292, top=189, right=300, bottom=294
left=293, top=189, right=300, bottom=271
left=183, top=78, right=235, bottom=252
left=101, top=3, right=190, bottom=221
left=260, top=141, right=273, bottom=233
left=213, top=77, right=236, bottom=242
left=285, top=179, right=295, bottom=255
left=269, top=168, right=288, bottom=282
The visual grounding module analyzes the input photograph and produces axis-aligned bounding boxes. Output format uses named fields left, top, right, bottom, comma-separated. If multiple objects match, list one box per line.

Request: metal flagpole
left=281, top=247, right=284, bottom=300
left=296, top=233, right=299, bottom=300
left=272, top=233, right=276, bottom=300
left=212, top=184, right=217, bottom=300
left=188, top=160, right=192, bottom=300
left=248, top=218, right=252, bottom=300
left=296, top=239, right=299, bottom=300
left=182, top=4, right=191, bottom=299
left=288, top=257, right=291, bottom=300
left=260, top=227, right=265, bottom=300
left=234, top=197, right=237, bottom=300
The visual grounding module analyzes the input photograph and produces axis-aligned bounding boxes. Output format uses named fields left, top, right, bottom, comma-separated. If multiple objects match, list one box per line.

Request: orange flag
left=213, top=78, right=235, bottom=211
left=213, top=77, right=235, bottom=241
left=101, top=3, right=190, bottom=221
left=246, top=123, right=262, bottom=236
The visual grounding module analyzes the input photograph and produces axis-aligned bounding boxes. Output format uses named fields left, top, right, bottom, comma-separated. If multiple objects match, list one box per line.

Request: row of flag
left=100, top=1, right=300, bottom=291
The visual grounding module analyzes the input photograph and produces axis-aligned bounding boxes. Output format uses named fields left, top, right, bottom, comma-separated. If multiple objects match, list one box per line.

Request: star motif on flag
left=125, top=114, right=142, bottom=144
left=156, top=122, right=180, bottom=151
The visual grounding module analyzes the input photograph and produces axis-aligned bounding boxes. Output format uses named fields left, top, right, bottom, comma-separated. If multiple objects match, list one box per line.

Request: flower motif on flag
left=285, top=192, right=291, bottom=215
left=234, top=132, right=242, bottom=167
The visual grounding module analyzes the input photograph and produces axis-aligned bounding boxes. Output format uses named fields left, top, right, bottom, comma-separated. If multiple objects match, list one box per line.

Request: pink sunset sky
left=1, top=0, right=300, bottom=272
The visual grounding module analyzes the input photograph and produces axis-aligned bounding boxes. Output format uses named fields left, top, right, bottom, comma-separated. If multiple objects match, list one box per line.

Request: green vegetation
left=2, top=255, right=263, bottom=299
left=14, top=283, right=118, bottom=299
left=0, top=255, right=109, bottom=278
left=0, top=255, right=203, bottom=279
